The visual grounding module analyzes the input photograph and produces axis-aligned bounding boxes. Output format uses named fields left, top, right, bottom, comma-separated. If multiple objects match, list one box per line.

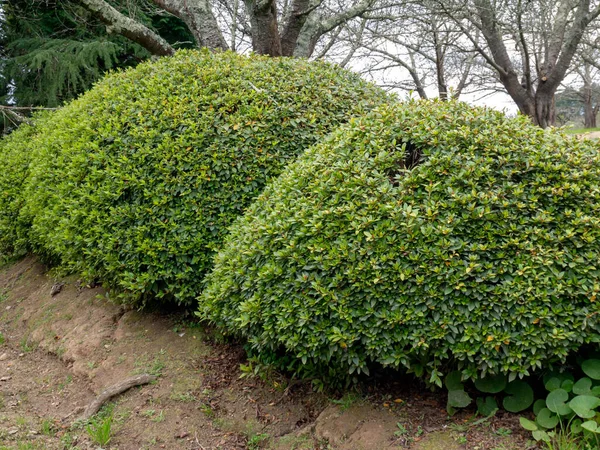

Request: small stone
left=0, top=376, right=12, bottom=381
left=50, top=282, right=65, bottom=296
left=18, top=353, right=24, bottom=357
left=5, top=305, right=11, bottom=310
left=0, top=352, right=8, bottom=361
left=8, top=428, right=17, bottom=435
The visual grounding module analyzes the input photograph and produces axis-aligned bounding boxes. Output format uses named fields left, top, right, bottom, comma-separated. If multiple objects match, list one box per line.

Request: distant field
left=564, top=126, right=600, bottom=134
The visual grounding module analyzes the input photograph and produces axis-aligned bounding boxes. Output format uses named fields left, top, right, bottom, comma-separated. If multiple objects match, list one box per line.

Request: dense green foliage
left=200, top=100, right=600, bottom=385
left=6, top=50, right=386, bottom=305
left=0, top=119, right=41, bottom=257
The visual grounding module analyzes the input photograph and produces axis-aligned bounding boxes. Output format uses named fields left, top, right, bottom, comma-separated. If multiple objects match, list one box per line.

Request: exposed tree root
left=77, top=374, right=156, bottom=423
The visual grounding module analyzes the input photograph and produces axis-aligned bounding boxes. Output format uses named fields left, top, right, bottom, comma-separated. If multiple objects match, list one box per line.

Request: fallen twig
left=76, top=374, right=155, bottom=423
left=194, top=431, right=206, bottom=450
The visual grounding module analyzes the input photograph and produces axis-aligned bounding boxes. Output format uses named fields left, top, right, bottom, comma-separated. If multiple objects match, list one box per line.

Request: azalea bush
left=200, top=100, right=600, bottom=385
left=5, top=50, right=386, bottom=305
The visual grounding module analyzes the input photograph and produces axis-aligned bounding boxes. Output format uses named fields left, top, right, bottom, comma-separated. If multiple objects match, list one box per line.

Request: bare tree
left=434, top=0, right=600, bottom=128
left=571, top=26, right=600, bottom=127
left=75, top=0, right=382, bottom=58
left=348, top=1, right=483, bottom=100
left=573, top=63, right=600, bottom=127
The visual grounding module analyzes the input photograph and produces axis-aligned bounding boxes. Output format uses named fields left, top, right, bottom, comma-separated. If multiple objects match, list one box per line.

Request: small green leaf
left=476, top=396, right=498, bottom=417
left=569, top=395, right=600, bottom=419
left=520, top=417, right=538, bottom=431
left=582, top=360, right=600, bottom=380
left=546, top=389, right=571, bottom=415
left=474, top=374, right=507, bottom=393
left=544, top=377, right=561, bottom=392
left=445, top=371, right=463, bottom=391
left=447, top=389, right=472, bottom=409
left=561, top=379, right=574, bottom=393
left=571, top=418, right=583, bottom=435
left=503, top=380, right=534, bottom=413
left=536, top=408, right=559, bottom=429
left=573, top=378, right=593, bottom=396
left=532, top=430, right=551, bottom=442
left=581, top=420, right=599, bottom=433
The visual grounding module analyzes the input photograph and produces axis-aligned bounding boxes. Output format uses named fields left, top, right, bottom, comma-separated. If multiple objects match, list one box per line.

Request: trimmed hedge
left=0, top=120, right=43, bottom=259
left=199, top=100, right=600, bottom=385
left=10, top=50, right=387, bottom=305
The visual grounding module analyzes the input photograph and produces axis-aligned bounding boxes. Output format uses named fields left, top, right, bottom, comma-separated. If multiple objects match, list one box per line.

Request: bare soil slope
left=0, top=257, right=531, bottom=449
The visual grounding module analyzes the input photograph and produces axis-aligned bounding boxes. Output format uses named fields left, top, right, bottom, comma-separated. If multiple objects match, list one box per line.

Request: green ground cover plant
left=200, top=99, right=600, bottom=386
left=519, top=357, right=600, bottom=446
left=0, top=50, right=386, bottom=306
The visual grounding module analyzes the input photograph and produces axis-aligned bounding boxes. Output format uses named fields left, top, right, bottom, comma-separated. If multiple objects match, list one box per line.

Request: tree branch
left=293, top=0, right=375, bottom=57
left=76, top=0, right=175, bottom=56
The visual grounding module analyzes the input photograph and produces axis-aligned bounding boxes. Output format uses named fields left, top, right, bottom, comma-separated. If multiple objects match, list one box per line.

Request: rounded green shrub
left=15, top=50, right=387, bottom=305
left=199, top=100, right=600, bottom=384
left=0, top=119, right=46, bottom=259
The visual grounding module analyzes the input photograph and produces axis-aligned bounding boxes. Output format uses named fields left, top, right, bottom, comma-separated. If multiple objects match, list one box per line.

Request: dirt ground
left=0, top=257, right=535, bottom=450
left=578, top=131, right=600, bottom=139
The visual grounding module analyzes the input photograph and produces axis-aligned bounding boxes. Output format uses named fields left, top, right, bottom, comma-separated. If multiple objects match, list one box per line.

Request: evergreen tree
left=0, top=0, right=194, bottom=121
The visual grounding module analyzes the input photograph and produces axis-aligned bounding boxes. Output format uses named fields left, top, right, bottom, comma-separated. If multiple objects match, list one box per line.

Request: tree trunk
left=245, top=0, right=282, bottom=56
left=151, top=0, right=228, bottom=51
left=585, top=106, right=597, bottom=128
left=583, top=82, right=594, bottom=127
left=534, top=93, right=556, bottom=128
left=582, top=65, right=597, bottom=128
left=432, top=27, right=448, bottom=100
left=510, top=92, right=556, bottom=128
left=435, top=53, right=448, bottom=100
left=280, top=0, right=312, bottom=56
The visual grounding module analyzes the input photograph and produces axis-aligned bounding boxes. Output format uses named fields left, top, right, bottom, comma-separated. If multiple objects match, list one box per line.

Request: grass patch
left=40, top=418, right=56, bottom=436
left=170, top=391, right=196, bottom=403
left=331, top=392, right=362, bottom=411
left=133, top=353, right=166, bottom=377
left=247, top=432, right=270, bottom=450
left=86, top=414, right=113, bottom=446
left=564, top=126, right=600, bottom=134
left=20, top=336, right=35, bottom=353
